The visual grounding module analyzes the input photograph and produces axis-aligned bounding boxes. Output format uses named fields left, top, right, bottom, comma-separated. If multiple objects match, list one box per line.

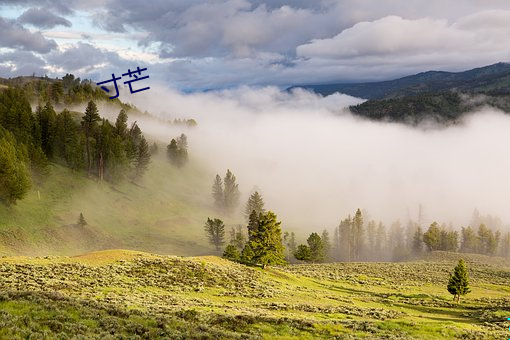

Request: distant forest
left=287, top=209, right=510, bottom=264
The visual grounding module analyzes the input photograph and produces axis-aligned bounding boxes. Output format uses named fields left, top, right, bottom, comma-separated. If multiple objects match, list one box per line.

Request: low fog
left=120, top=85, right=510, bottom=231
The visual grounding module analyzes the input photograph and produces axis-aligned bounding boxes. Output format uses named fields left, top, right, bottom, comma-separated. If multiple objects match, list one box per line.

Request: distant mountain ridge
left=289, top=62, right=510, bottom=100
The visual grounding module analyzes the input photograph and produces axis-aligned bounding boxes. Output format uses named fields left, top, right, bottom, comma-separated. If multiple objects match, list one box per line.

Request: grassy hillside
left=0, top=152, right=225, bottom=256
left=0, top=250, right=508, bottom=338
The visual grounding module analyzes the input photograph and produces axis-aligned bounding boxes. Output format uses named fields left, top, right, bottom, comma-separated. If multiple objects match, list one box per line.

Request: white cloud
left=297, top=12, right=510, bottom=66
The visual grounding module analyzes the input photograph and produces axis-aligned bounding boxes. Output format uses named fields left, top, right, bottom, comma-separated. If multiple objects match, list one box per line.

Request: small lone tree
left=447, top=259, right=471, bottom=303
left=78, top=213, right=87, bottom=226
left=223, top=244, right=240, bottom=262
left=204, top=218, right=225, bottom=251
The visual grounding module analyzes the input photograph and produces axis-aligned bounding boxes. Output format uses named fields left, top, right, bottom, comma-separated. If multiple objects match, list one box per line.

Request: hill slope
left=290, top=62, right=510, bottom=99
left=0, top=250, right=508, bottom=338
left=0, top=153, right=221, bottom=256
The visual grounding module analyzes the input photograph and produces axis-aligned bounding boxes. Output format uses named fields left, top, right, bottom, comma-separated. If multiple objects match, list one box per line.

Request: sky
left=1, top=0, right=510, bottom=90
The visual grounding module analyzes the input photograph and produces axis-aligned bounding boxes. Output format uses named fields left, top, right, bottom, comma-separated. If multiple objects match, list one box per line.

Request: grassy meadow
left=0, top=250, right=508, bottom=339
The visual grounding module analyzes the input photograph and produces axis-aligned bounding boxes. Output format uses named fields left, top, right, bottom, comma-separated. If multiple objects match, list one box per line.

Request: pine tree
left=460, top=226, right=478, bottom=253
left=166, top=134, right=188, bottom=167
left=500, top=232, right=510, bottom=258
left=204, top=218, right=225, bottom=251
left=376, top=222, right=387, bottom=259
left=223, top=244, right=240, bottom=262
left=115, top=109, right=128, bottom=137
left=283, top=231, right=297, bottom=262
left=366, top=220, right=377, bottom=259
left=447, top=259, right=471, bottom=303
left=338, top=216, right=352, bottom=261
left=240, top=243, right=255, bottom=264
left=352, top=209, right=364, bottom=261
left=423, top=222, right=441, bottom=251
left=307, top=232, right=325, bottom=263
left=244, top=191, right=265, bottom=220
left=0, top=132, right=31, bottom=205
left=294, top=244, right=312, bottom=262
left=412, top=226, right=423, bottom=254
left=223, top=169, right=240, bottom=214
left=134, top=136, right=151, bottom=180
left=321, top=230, right=331, bottom=262
left=36, top=102, right=57, bottom=158
left=245, top=211, right=286, bottom=268
left=212, top=174, right=224, bottom=210
left=247, top=210, right=259, bottom=241
left=55, top=109, right=80, bottom=168
left=78, top=213, right=87, bottom=226
left=81, top=100, right=100, bottom=174
left=332, top=227, right=341, bottom=261
left=229, top=225, right=246, bottom=251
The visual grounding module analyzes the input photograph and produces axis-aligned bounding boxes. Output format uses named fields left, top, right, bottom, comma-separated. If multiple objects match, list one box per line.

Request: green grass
left=0, top=153, right=227, bottom=256
left=0, top=250, right=508, bottom=338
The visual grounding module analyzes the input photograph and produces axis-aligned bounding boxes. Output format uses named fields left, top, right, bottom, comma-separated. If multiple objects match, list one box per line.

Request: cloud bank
left=124, top=86, right=510, bottom=231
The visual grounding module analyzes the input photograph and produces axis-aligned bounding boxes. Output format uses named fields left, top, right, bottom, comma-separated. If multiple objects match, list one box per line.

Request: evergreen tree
left=307, top=232, right=325, bottom=263
left=500, top=232, right=510, bottom=258
left=477, top=224, right=499, bottom=255
left=0, top=132, right=31, bottom=205
left=283, top=231, right=297, bottom=262
left=150, top=142, right=159, bottom=155
left=36, top=102, right=57, bottom=158
left=127, top=122, right=142, bottom=162
left=245, top=211, right=286, bottom=268
left=447, top=259, right=471, bottom=303
left=229, top=225, right=246, bottom=251
left=244, top=191, right=265, bottom=220
left=294, top=244, right=312, bottom=262
left=166, top=134, right=188, bottom=167
left=204, top=218, right=225, bottom=251
left=223, top=169, right=240, bottom=214
left=460, top=226, right=478, bottom=253
left=55, top=109, right=80, bottom=168
left=412, top=226, right=423, bottom=254
left=223, top=244, right=240, bottom=262
left=115, top=109, right=128, bottom=137
left=78, top=213, right=87, bottom=226
left=444, top=230, right=459, bottom=252
left=177, top=133, right=188, bottom=150
left=423, top=222, right=441, bottom=251
left=212, top=174, right=224, bottom=211
left=332, top=227, right=341, bottom=261
left=338, top=216, right=352, bottom=261
left=81, top=100, right=100, bottom=174
left=240, top=243, right=255, bottom=264
left=134, top=136, right=151, bottom=180
left=0, top=87, right=33, bottom=145
left=375, top=222, right=387, bottom=258
left=352, top=209, right=364, bottom=261
left=247, top=210, right=260, bottom=241
left=321, top=230, right=331, bottom=262
left=366, top=220, right=377, bottom=259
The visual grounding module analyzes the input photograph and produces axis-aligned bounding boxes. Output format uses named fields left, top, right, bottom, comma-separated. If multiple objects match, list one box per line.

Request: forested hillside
left=290, top=63, right=510, bottom=124
left=0, top=76, right=215, bottom=256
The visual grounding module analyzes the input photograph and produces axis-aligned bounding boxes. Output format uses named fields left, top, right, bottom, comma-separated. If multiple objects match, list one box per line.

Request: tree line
left=295, top=209, right=510, bottom=263
left=0, top=86, right=152, bottom=205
